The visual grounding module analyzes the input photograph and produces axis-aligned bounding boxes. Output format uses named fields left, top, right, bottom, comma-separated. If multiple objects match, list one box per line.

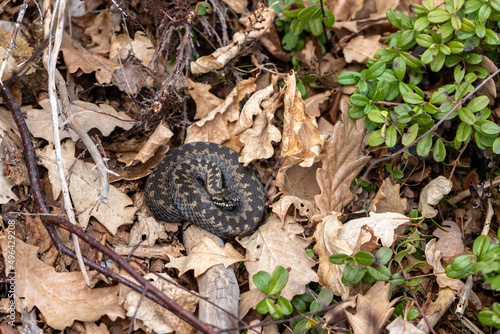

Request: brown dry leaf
left=0, top=237, right=124, bottom=330
left=239, top=288, right=266, bottom=318
left=131, top=121, right=173, bottom=165
left=386, top=316, right=425, bottom=334
left=166, top=236, right=246, bottom=277
left=344, top=35, right=382, bottom=64
left=305, top=90, right=332, bottom=117
left=313, top=214, right=352, bottom=299
left=480, top=55, right=498, bottom=104
left=128, top=212, right=168, bottom=247
left=238, top=84, right=282, bottom=165
left=315, top=98, right=370, bottom=216
left=271, top=195, right=315, bottom=223
left=339, top=212, right=409, bottom=248
left=185, top=78, right=256, bottom=144
left=323, top=297, right=357, bottom=325
left=280, top=72, right=323, bottom=168
left=60, top=32, right=120, bottom=84
left=84, top=11, right=120, bottom=55
left=0, top=46, right=17, bottom=81
left=345, top=281, right=400, bottom=334
left=275, top=162, right=321, bottom=203
left=239, top=215, right=319, bottom=300
left=121, top=273, right=197, bottom=334
left=25, top=99, right=134, bottom=143
left=372, top=178, right=407, bottom=214
left=37, top=140, right=136, bottom=234
left=433, top=221, right=465, bottom=265
left=418, top=176, right=452, bottom=218
left=425, top=238, right=464, bottom=291
left=221, top=0, right=247, bottom=13
left=190, top=7, right=275, bottom=74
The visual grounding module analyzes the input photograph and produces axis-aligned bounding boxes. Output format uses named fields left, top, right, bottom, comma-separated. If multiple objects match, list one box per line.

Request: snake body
left=145, top=142, right=266, bottom=240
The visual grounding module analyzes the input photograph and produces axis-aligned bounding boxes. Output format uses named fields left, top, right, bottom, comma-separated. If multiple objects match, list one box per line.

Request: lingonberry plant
left=338, top=0, right=500, bottom=162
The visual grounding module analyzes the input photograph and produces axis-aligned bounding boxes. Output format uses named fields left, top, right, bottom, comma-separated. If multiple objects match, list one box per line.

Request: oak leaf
left=418, top=176, right=452, bottom=218
left=0, top=237, right=124, bottom=330
left=37, top=140, right=136, bottom=234
left=166, top=236, right=246, bottom=277
left=372, top=178, right=407, bottom=214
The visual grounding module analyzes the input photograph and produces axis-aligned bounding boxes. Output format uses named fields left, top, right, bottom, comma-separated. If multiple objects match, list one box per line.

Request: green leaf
left=445, top=255, right=474, bottom=279
left=291, top=296, right=306, bottom=312
left=493, top=138, right=500, bottom=154
left=268, top=266, right=289, bottom=296
left=480, top=121, right=500, bottom=135
left=330, top=253, right=350, bottom=264
left=323, top=9, right=335, bottom=26
left=428, top=8, right=452, bottom=23
left=403, top=92, right=424, bottom=104
left=451, top=15, right=461, bottom=31
left=430, top=89, right=449, bottom=104
left=454, top=65, right=465, bottom=84
left=318, top=287, right=334, bottom=306
left=373, top=79, right=390, bottom=101
left=397, top=30, right=414, bottom=48
left=253, top=271, right=271, bottom=293
left=468, top=96, right=489, bottom=112
left=433, top=138, right=446, bottom=162
left=458, top=107, right=475, bottom=125
left=366, top=265, right=391, bottom=281
left=354, top=251, right=375, bottom=266
left=376, top=247, right=393, bottom=265
left=337, top=71, right=361, bottom=85
left=256, top=298, right=271, bottom=314
left=473, top=235, right=491, bottom=257
left=368, top=130, right=385, bottom=146
left=456, top=122, right=472, bottom=142
left=455, top=81, right=472, bottom=101
left=276, top=297, right=293, bottom=316
left=282, top=31, right=299, bottom=51
left=476, top=23, right=486, bottom=38
left=439, top=44, right=451, bottom=55
left=402, top=124, right=419, bottom=146
left=385, top=125, right=398, bottom=148
left=350, top=94, right=370, bottom=107
left=414, top=16, right=430, bottom=31
left=478, top=3, right=492, bottom=22
left=297, top=6, right=318, bottom=20
left=447, top=41, right=464, bottom=54
left=421, top=47, right=439, bottom=64
left=393, top=56, right=406, bottom=81
left=365, top=62, right=386, bottom=80
left=416, top=134, right=432, bottom=157
left=485, top=28, right=500, bottom=45
left=438, top=21, right=454, bottom=39
left=461, top=17, right=475, bottom=32
left=463, top=36, right=480, bottom=52
left=368, top=109, right=387, bottom=123
left=492, top=0, right=500, bottom=11
left=430, top=51, right=446, bottom=72
left=309, top=17, right=323, bottom=36
left=401, top=52, right=423, bottom=68
left=291, top=19, right=305, bottom=35
left=416, top=34, right=434, bottom=48
left=464, top=0, right=483, bottom=13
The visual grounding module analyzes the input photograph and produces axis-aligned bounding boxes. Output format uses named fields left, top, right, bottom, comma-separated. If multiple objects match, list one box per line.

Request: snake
left=144, top=141, right=266, bottom=240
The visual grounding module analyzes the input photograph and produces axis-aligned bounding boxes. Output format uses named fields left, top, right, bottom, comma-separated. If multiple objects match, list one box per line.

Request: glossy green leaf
left=268, top=266, right=289, bottom=296
left=430, top=51, right=446, bottom=72
left=402, top=123, right=419, bottom=146
left=458, top=107, right=475, bottom=125
left=330, top=253, right=350, bottom=264
left=414, top=16, right=430, bottom=31
left=309, top=17, right=323, bottom=36
left=253, top=271, right=271, bottom=293
left=403, top=92, right=424, bottom=104
left=485, top=28, right=500, bottom=45
left=291, top=19, right=305, bottom=35
left=276, top=297, right=293, bottom=316
left=256, top=298, right=271, bottom=314
left=385, top=125, right=398, bottom=148
left=368, top=129, right=385, bottom=146
left=393, top=56, right=406, bottom=81
left=354, top=251, right=375, bottom=266
left=365, top=62, right=386, bottom=80
left=297, top=5, right=318, bottom=20
left=416, top=134, right=432, bottom=157
left=373, top=79, right=390, bottom=101
left=351, top=94, right=370, bottom=106
left=366, top=265, right=391, bottom=281
left=438, top=21, right=454, bottom=39
left=447, top=41, right=464, bottom=54
left=368, top=109, right=386, bottom=123
left=337, top=71, right=361, bottom=85
left=480, top=121, right=500, bottom=135
left=468, top=96, right=489, bottom=112
left=451, top=15, right=461, bottom=31
left=416, top=34, right=434, bottom=48
left=461, top=17, right=475, bottom=32
left=493, top=138, right=500, bottom=154
left=428, top=8, right=452, bottom=23
left=433, top=138, right=446, bottom=162
left=323, top=9, right=335, bottom=26
left=456, top=122, right=472, bottom=142
left=478, top=3, right=492, bottom=22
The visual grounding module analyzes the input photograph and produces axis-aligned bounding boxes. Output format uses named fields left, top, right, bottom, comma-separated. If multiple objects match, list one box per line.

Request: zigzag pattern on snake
left=145, top=142, right=266, bottom=240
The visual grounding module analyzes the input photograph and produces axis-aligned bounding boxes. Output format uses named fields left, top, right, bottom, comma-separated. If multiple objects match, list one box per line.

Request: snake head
left=211, top=189, right=240, bottom=211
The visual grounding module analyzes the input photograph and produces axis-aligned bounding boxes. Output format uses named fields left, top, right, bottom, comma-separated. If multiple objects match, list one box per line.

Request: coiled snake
left=145, top=142, right=266, bottom=240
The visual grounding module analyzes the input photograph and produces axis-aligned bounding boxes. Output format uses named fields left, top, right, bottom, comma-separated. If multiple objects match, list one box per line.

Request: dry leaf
left=271, top=195, right=315, bottom=223
left=129, top=212, right=168, bottom=247
left=315, top=98, right=370, bottom=216
left=418, top=176, right=452, bottom=218
left=84, top=11, right=120, bottom=55
left=132, top=121, right=173, bottom=165
left=190, top=7, right=275, bottom=74
left=61, top=32, right=120, bottom=84
left=372, top=178, right=407, bottom=214
left=433, top=221, right=465, bottom=265
left=339, top=212, right=409, bottom=248
left=305, top=91, right=332, bottom=117
left=313, top=214, right=352, bottom=299
left=37, top=140, right=136, bottom=234
left=275, top=162, right=321, bottom=203
left=25, top=99, right=134, bottom=143
left=386, top=316, right=424, bottom=334
left=425, top=238, right=464, bottom=291
left=221, top=0, right=247, bottom=13
left=0, top=134, right=19, bottom=204
left=345, top=281, right=400, bottom=334
left=0, top=237, right=124, bottom=330
left=121, top=273, right=197, bottom=334
left=280, top=72, right=323, bottom=168
left=185, top=78, right=256, bottom=144
left=166, top=236, right=246, bottom=277
left=239, top=215, right=318, bottom=300
left=344, top=35, right=382, bottom=64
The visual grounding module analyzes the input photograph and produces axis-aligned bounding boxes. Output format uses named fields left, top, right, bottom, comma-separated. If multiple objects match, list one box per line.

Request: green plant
left=446, top=229, right=500, bottom=329
left=269, top=0, right=335, bottom=64
left=330, top=246, right=425, bottom=287
left=386, top=164, right=404, bottom=180
left=338, top=0, right=500, bottom=162
left=254, top=266, right=293, bottom=320
left=290, top=287, right=333, bottom=333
